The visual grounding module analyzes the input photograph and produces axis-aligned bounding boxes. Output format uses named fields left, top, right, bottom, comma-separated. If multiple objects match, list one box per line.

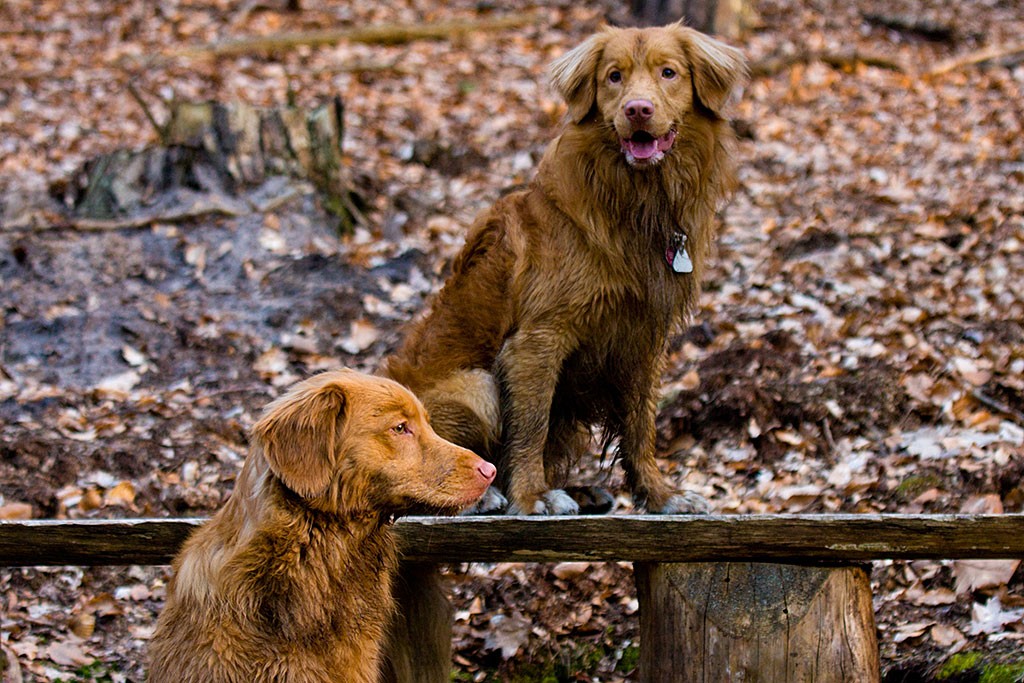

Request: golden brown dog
left=385, top=23, right=745, bottom=515
left=148, top=369, right=495, bottom=683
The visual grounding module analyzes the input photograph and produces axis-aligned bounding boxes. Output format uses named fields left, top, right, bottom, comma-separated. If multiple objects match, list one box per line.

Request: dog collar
left=666, top=231, right=693, bottom=273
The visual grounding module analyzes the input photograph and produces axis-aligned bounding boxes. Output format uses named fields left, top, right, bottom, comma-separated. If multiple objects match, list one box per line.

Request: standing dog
left=385, top=23, right=745, bottom=515
left=148, top=369, right=495, bottom=683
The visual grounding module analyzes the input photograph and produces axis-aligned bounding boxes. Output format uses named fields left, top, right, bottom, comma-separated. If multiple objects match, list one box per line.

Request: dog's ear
left=251, top=381, right=347, bottom=498
left=675, top=25, right=747, bottom=116
left=549, top=30, right=610, bottom=124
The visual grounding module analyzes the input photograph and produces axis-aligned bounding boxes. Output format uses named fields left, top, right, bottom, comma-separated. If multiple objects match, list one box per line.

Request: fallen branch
left=928, top=41, right=1024, bottom=76
left=862, top=12, right=955, bottom=43
left=126, top=81, right=168, bottom=144
left=161, top=14, right=537, bottom=62
left=971, top=388, right=1024, bottom=426
left=751, top=49, right=905, bottom=78
left=57, top=197, right=247, bottom=232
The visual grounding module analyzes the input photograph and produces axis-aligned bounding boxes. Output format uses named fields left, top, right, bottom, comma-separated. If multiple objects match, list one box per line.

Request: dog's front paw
left=461, top=486, right=508, bottom=515
left=658, top=491, right=711, bottom=514
left=507, top=489, right=580, bottom=515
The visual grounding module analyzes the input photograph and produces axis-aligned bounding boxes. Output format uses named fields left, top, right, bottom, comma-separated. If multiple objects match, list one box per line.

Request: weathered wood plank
left=1, top=514, right=1023, bottom=566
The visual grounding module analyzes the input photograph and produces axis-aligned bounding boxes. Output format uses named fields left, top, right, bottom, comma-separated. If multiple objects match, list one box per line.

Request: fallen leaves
left=1, top=0, right=1023, bottom=679
left=483, top=612, right=532, bottom=659
left=969, top=597, right=1024, bottom=637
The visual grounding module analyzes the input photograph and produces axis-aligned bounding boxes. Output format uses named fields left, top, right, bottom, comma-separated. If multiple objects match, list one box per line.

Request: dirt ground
left=1, top=0, right=1023, bottom=680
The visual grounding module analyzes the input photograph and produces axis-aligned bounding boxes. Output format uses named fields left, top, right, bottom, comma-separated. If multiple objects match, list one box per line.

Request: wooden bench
left=4, top=514, right=1024, bottom=681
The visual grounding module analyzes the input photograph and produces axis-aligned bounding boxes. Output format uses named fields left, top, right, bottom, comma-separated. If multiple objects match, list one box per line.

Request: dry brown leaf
left=254, top=347, right=289, bottom=376
left=892, top=620, right=934, bottom=643
left=905, top=586, right=956, bottom=606
left=930, top=623, right=966, bottom=649
left=104, top=481, right=137, bottom=508
left=954, top=559, right=1021, bottom=595
left=484, top=612, right=531, bottom=659
left=79, top=489, right=103, bottom=512
left=678, top=369, right=700, bottom=391
left=45, top=641, right=92, bottom=667
left=68, top=612, right=96, bottom=639
left=94, top=370, right=141, bottom=399
left=338, top=319, right=380, bottom=354
left=970, top=596, right=1024, bottom=635
left=551, top=562, right=591, bottom=581
left=0, top=502, right=33, bottom=520
left=85, top=593, right=124, bottom=617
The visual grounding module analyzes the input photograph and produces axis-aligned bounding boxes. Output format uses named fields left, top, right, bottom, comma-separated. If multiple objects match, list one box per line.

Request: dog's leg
left=543, top=414, right=615, bottom=514
left=619, top=371, right=711, bottom=514
left=495, top=330, right=580, bottom=515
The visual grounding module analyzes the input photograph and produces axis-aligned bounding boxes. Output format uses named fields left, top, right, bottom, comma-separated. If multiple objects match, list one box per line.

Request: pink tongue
left=626, top=138, right=659, bottom=159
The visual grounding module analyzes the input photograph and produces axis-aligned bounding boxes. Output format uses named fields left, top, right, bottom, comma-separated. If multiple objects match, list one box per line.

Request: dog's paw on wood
left=657, top=491, right=712, bottom=514
left=461, top=486, right=508, bottom=515
left=508, top=488, right=580, bottom=515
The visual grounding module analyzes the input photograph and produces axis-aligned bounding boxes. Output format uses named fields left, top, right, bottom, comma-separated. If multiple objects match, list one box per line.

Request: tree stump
left=628, top=0, right=757, bottom=39
left=635, top=562, right=879, bottom=682
left=64, top=96, right=364, bottom=233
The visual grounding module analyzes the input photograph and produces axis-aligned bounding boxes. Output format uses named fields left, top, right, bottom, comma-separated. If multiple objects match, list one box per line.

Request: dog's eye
left=661, top=67, right=677, bottom=80
left=607, top=70, right=622, bottom=84
left=391, top=422, right=411, bottom=435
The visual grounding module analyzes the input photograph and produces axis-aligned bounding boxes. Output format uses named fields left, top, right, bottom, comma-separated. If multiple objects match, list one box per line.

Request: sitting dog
left=385, top=23, right=746, bottom=515
left=148, top=369, right=495, bottom=683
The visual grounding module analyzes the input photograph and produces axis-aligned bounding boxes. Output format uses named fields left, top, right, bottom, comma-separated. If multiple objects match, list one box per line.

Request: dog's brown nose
left=477, top=460, right=496, bottom=483
left=624, top=99, right=655, bottom=123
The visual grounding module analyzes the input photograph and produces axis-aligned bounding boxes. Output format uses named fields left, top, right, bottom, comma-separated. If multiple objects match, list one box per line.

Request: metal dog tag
left=672, top=246, right=693, bottom=273
left=667, top=232, right=693, bottom=274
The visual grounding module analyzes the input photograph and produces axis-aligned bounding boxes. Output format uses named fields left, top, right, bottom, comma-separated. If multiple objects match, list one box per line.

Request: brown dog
left=385, top=23, right=745, bottom=515
left=148, top=369, right=495, bottom=683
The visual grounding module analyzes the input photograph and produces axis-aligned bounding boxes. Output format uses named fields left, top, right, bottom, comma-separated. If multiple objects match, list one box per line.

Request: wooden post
left=635, top=562, right=879, bottom=682
left=380, top=563, right=452, bottom=683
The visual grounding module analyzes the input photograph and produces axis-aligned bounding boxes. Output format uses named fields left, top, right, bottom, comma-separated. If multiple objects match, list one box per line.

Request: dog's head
left=250, top=369, right=495, bottom=517
left=549, top=23, right=746, bottom=167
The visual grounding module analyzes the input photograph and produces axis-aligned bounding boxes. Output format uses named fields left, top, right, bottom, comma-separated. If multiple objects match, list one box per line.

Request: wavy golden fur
left=385, top=23, right=746, bottom=515
left=148, top=369, right=495, bottom=683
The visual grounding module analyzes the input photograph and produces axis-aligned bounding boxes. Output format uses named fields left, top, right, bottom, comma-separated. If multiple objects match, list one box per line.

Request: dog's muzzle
left=620, top=128, right=677, bottom=165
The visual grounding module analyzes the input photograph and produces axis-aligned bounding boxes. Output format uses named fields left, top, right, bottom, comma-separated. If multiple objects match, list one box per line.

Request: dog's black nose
left=624, top=99, right=654, bottom=123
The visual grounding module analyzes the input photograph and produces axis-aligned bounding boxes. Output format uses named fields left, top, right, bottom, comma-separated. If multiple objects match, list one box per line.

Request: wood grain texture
left=635, top=562, right=879, bottom=683
left=2, top=514, right=1023, bottom=566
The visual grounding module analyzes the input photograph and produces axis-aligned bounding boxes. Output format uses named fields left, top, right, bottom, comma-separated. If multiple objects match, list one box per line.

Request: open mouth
left=620, top=129, right=677, bottom=164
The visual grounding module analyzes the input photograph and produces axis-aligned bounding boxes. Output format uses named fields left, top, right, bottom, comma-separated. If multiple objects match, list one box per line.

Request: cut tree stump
left=65, top=96, right=363, bottom=233
left=635, top=562, right=880, bottom=683
left=628, top=0, right=759, bottom=39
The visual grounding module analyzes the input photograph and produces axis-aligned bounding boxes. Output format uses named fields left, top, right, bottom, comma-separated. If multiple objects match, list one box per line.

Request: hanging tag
left=666, top=232, right=693, bottom=274
left=672, top=246, right=693, bottom=273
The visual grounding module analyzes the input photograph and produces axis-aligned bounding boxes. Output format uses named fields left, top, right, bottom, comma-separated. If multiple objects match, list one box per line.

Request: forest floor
left=1, top=0, right=1023, bottom=680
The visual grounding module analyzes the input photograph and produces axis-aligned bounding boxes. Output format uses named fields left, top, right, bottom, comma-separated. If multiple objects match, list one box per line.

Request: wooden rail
left=6, top=514, right=1022, bottom=682
left=2, top=513, right=1023, bottom=566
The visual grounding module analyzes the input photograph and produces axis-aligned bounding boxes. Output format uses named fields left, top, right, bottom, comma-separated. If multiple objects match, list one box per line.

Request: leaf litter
left=1, top=0, right=1023, bottom=679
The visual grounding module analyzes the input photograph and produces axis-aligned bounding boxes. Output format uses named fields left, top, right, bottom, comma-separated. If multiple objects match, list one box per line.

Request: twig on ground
left=153, top=14, right=538, bottom=63
left=30, top=201, right=246, bottom=233
left=126, top=82, right=168, bottom=144
left=751, top=49, right=905, bottom=78
left=971, top=389, right=1024, bottom=426
left=928, top=42, right=1024, bottom=76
